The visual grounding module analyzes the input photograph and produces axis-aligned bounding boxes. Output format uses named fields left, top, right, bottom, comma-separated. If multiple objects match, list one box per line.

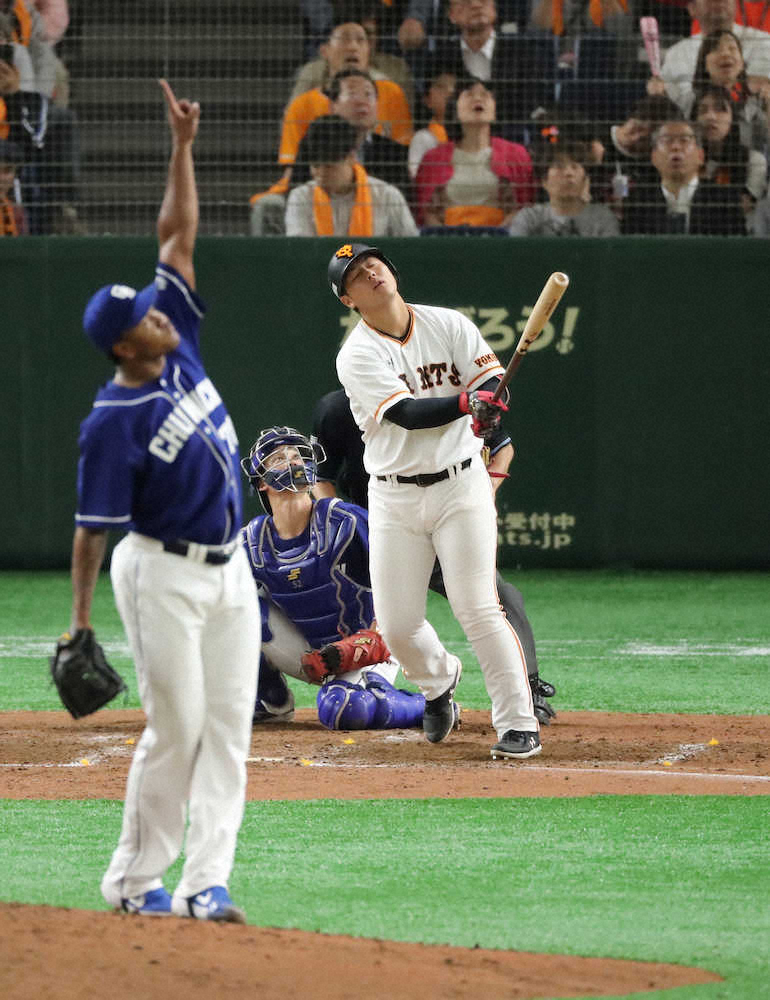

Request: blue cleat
left=174, top=885, right=246, bottom=924
left=121, top=887, right=172, bottom=916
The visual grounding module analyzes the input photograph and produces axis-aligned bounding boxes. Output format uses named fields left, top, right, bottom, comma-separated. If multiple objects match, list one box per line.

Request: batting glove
left=459, top=390, right=508, bottom=438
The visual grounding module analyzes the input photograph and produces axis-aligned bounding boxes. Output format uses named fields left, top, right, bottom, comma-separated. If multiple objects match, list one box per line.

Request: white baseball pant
left=101, top=533, right=260, bottom=906
left=367, top=459, right=537, bottom=737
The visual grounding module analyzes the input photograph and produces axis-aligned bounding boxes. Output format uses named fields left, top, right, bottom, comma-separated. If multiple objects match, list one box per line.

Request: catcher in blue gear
left=240, top=426, right=425, bottom=731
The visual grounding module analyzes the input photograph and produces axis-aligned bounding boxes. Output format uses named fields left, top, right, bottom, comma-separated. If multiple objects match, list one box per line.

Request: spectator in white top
left=0, top=0, right=56, bottom=98
left=31, top=0, right=68, bottom=107
left=408, top=69, right=456, bottom=178
left=650, top=0, right=770, bottom=113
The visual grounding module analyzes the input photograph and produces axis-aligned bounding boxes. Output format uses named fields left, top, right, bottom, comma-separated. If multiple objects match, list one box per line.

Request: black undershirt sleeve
left=384, top=376, right=507, bottom=431
left=384, top=395, right=464, bottom=430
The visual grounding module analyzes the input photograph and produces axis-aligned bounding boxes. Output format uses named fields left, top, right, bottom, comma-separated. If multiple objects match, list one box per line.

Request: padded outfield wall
left=2, top=236, right=768, bottom=569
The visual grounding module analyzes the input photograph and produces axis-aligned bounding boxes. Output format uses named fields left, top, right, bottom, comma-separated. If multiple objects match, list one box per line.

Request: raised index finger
left=158, top=78, right=179, bottom=112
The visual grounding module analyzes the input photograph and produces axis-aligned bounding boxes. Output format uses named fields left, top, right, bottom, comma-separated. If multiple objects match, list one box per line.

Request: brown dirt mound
left=1, top=707, right=765, bottom=999
left=0, top=902, right=722, bottom=1000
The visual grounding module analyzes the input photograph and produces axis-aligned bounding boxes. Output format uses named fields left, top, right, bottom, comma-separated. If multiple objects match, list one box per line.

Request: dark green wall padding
left=2, top=236, right=768, bottom=569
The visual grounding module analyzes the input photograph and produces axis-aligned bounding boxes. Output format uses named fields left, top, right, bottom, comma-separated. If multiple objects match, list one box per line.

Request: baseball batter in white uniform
left=328, top=243, right=540, bottom=759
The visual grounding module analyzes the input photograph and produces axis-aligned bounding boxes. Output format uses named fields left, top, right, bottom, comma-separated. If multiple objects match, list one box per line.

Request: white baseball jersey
left=336, top=303, right=505, bottom=477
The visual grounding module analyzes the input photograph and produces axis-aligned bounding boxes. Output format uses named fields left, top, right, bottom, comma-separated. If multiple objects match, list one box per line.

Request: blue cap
left=82, top=282, right=157, bottom=354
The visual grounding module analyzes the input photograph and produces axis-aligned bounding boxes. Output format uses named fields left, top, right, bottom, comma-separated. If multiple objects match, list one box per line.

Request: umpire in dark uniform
left=311, top=388, right=557, bottom=724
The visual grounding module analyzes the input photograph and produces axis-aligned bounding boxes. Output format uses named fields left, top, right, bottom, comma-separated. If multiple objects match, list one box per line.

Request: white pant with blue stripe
left=100, top=532, right=260, bottom=906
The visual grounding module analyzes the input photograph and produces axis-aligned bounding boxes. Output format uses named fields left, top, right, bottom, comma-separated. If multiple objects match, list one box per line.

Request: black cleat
left=490, top=730, right=542, bottom=760
left=423, top=660, right=462, bottom=743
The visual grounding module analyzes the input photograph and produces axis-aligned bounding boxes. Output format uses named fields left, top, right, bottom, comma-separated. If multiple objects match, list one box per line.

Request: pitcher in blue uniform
left=72, top=81, right=260, bottom=923
left=241, top=426, right=426, bottom=731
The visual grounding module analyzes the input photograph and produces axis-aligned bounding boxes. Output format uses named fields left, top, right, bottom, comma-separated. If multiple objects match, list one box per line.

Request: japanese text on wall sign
left=498, top=511, right=576, bottom=550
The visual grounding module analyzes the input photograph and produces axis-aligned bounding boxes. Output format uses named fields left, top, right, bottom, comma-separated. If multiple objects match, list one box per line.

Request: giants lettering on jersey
left=413, top=362, right=462, bottom=391
left=149, top=377, right=233, bottom=463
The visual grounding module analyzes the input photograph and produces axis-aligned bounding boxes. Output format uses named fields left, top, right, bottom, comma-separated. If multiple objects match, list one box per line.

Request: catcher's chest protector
left=243, top=499, right=374, bottom=649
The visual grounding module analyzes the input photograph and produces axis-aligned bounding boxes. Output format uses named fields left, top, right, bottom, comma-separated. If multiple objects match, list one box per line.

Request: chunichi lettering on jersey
left=148, top=377, right=227, bottom=463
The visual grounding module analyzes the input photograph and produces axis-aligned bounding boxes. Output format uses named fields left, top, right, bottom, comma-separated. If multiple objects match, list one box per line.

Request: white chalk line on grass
left=3, top=760, right=768, bottom=784
left=523, top=765, right=770, bottom=784
left=244, top=760, right=770, bottom=784
left=0, top=637, right=131, bottom=658
left=446, top=638, right=770, bottom=660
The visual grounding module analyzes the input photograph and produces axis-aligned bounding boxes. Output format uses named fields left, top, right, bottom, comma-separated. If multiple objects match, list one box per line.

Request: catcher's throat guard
left=241, top=426, right=326, bottom=514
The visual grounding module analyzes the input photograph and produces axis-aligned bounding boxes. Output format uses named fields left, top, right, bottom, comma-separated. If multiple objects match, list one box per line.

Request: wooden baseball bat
left=491, top=271, right=569, bottom=402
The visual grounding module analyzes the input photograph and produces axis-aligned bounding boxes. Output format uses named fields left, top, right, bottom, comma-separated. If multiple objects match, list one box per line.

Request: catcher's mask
left=327, top=243, right=399, bottom=300
left=241, top=426, right=326, bottom=514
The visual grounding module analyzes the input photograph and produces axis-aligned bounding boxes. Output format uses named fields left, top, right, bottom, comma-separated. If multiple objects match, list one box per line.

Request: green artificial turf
left=2, top=569, right=769, bottom=1000
left=1, top=796, right=768, bottom=1000
left=2, top=569, right=768, bottom=714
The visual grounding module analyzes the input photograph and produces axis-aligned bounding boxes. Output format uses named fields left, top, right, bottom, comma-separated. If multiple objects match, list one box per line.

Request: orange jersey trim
left=467, top=363, right=505, bottom=390
left=374, top=388, right=411, bottom=422
left=363, top=306, right=414, bottom=345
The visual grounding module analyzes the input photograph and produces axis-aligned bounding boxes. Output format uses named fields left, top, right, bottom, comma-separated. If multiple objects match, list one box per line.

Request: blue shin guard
left=317, top=678, right=377, bottom=730
left=363, top=671, right=426, bottom=728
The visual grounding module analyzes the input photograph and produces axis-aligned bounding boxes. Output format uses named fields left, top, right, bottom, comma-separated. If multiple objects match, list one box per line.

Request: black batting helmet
left=327, top=243, right=398, bottom=300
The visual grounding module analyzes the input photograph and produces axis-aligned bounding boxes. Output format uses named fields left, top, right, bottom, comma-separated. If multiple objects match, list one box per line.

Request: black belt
left=377, top=457, right=472, bottom=488
left=162, top=539, right=235, bottom=565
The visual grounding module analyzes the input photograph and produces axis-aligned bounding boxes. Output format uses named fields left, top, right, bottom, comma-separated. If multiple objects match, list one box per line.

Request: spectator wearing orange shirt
left=279, top=22, right=413, bottom=166
left=292, top=0, right=416, bottom=113
left=249, top=14, right=412, bottom=220
left=691, top=0, right=770, bottom=33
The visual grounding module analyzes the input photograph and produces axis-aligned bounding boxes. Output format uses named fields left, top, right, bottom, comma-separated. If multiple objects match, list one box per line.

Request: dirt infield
left=2, top=707, right=768, bottom=999
left=1, top=708, right=768, bottom=800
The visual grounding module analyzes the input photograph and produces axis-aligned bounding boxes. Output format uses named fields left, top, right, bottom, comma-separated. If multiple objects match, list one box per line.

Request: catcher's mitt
left=301, top=628, right=391, bottom=684
left=50, top=628, right=127, bottom=719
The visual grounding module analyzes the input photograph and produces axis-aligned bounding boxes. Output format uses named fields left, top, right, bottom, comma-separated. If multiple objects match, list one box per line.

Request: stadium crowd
left=3, top=0, right=770, bottom=236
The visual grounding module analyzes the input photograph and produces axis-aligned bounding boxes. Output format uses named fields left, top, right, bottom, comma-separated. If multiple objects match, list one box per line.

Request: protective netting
left=1, top=0, right=768, bottom=236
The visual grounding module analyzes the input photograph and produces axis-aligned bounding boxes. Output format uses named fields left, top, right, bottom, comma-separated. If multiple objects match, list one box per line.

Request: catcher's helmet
left=327, top=243, right=398, bottom=300
left=241, top=426, right=326, bottom=513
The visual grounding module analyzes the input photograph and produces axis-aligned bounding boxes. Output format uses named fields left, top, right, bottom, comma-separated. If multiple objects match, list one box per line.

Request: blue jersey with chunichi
left=75, top=262, right=243, bottom=545
left=242, top=497, right=373, bottom=650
